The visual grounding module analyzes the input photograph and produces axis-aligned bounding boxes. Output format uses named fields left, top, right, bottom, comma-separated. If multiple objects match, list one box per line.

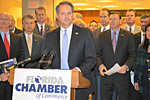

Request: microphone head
left=42, top=49, right=49, bottom=56
left=50, top=50, right=56, bottom=59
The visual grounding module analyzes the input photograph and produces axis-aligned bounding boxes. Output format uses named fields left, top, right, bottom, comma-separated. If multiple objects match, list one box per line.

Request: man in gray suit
left=21, top=15, right=44, bottom=68
left=45, top=1, right=97, bottom=100
left=97, top=11, right=136, bottom=100
left=34, top=7, right=53, bottom=39
left=121, top=9, right=141, bottom=34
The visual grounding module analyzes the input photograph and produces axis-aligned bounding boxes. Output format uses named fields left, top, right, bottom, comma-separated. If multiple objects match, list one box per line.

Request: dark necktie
left=4, top=33, right=10, bottom=59
left=41, top=25, right=44, bottom=37
left=61, top=29, right=69, bottom=69
left=103, top=27, right=106, bottom=32
left=129, top=27, right=132, bottom=32
left=112, top=31, right=116, bottom=53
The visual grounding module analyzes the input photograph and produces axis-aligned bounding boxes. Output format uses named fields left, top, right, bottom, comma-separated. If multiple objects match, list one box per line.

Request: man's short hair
left=22, top=15, right=35, bottom=24
left=100, top=8, right=110, bottom=16
left=126, top=9, right=136, bottom=17
left=56, top=1, right=74, bottom=15
left=110, top=11, right=122, bottom=19
left=35, top=6, right=46, bottom=14
left=141, top=14, right=149, bottom=19
left=74, top=13, right=82, bottom=19
left=89, top=20, right=98, bottom=26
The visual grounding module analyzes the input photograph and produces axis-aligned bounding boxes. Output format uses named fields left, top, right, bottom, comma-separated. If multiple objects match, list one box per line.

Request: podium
left=8, top=68, right=90, bottom=100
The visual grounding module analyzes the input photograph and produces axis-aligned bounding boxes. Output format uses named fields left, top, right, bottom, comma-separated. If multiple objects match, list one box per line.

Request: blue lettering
left=55, top=85, right=60, bottom=93
left=15, top=83, right=21, bottom=91
left=61, top=85, right=67, bottom=93
left=37, top=84, right=47, bottom=92
left=22, top=84, right=29, bottom=91
left=29, top=84, right=36, bottom=92
left=48, top=85, right=54, bottom=93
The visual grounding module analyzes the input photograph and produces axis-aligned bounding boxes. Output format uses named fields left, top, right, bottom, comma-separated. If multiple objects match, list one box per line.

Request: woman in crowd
left=134, top=22, right=150, bottom=100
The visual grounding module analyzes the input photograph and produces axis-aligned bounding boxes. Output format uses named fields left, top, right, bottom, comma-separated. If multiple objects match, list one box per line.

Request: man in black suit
left=45, top=1, right=97, bottom=100
left=134, top=14, right=149, bottom=50
left=34, top=6, right=53, bottom=38
left=0, top=13, right=24, bottom=100
left=20, top=15, right=44, bottom=68
left=92, top=8, right=110, bottom=44
left=97, top=11, right=136, bottom=100
left=9, top=15, right=22, bottom=34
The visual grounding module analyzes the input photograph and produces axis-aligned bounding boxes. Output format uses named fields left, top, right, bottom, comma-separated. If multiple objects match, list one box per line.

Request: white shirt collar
left=101, top=24, right=110, bottom=32
left=127, top=24, right=135, bottom=32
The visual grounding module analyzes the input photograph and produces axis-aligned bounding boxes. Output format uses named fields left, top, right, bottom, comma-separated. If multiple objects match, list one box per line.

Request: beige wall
left=0, top=0, right=22, bottom=29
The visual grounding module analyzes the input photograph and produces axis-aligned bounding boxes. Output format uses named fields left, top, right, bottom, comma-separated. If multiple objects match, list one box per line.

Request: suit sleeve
left=96, top=33, right=104, bottom=68
left=124, top=33, right=136, bottom=70
left=17, top=35, right=25, bottom=62
left=79, top=29, right=97, bottom=75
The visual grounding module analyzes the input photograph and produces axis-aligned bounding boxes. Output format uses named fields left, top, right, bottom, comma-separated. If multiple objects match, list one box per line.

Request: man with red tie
left=0, top=13, right=24, bottom=100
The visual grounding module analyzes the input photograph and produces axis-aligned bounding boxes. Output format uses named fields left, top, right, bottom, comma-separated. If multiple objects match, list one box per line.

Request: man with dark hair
left=45, top=1, right=97, bottom=100
left=0, top=12, right=24, bottom=100
left=97, top=11, right=135, bottom=100
left=121, top=9, right=141, bottom=34
left=88, top=20, right=98, bottom=31
left=92, top=8, right=110, bottom=44
left=9, top=15, right=22, bottom=34
left=134, top=14, right=149, bottom=50
left=20, top=15, right=44, bottom=68
left=34, top=6, right=53, bottom=38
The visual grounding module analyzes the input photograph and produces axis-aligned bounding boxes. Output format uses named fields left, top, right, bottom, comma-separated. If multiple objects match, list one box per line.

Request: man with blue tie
left=96, top=11, right=136, bottom=100
left=45, top=1, right=97, bottom=100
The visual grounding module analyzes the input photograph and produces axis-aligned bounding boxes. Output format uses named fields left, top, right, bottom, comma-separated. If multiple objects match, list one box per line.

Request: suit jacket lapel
left=22, top=33, right=30, bottom=58
left=68, top=25, right=79, bottom=60
left=107, top=30, right=114, bottom=54
left=0, top=34, right=8, bottom=59
left=115, top=29, right=124, bottom=54
left=55, top=28, right=61, bottom=68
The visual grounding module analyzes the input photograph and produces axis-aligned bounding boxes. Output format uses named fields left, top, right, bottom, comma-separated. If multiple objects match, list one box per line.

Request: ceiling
left=70, top=0, right=150, bottom=10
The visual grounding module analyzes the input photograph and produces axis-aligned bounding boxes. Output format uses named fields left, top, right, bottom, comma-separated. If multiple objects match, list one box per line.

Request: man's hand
left=0, top=73, right=9, bottom=81
left=99, top=65, right=107, bottom=76
left=134, top=82, right=140, bottom=91
left=117, top=65, right=127, bottom=74
left=71, top=68, right=79, bottom=71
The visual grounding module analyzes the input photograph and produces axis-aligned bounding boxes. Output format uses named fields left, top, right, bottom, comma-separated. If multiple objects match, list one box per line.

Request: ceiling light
left=73, top=3, right=88, bottom=6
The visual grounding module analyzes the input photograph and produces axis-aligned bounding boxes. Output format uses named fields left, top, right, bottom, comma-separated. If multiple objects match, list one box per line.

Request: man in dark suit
left=92, top=8, right=117, bottom=100
left=0, top=13, right=24, bottom=100
left=33, top=6, right=53, bottom=39
left=9, top=15, right=22, bottom=34
left=20, top=15, right=44, bottom=68
left=97, top=11, right=136, bottom=100
left=134, top=14, right=149, bottom=50
left=45, top=1, right=97, bottom=100
left=92, top=8, right=110, bottom=44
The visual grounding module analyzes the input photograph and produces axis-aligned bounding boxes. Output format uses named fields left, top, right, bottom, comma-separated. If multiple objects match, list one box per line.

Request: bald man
left=0, top=13, right=24, bottom=100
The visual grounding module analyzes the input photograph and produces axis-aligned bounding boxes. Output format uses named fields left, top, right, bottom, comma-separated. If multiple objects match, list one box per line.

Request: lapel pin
left=75, top=32, right=78, bottom=35
left=147, top=60, right=149, bottom=62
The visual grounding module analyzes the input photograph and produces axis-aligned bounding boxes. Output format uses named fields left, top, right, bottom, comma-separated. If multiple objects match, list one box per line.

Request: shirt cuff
left=75, top=67, right=81, bottom=72
left=124, top=65, right=129, bottom=71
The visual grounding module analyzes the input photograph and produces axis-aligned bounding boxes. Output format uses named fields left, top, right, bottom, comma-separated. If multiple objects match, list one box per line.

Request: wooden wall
left=75, top=10, right=150, bottom=26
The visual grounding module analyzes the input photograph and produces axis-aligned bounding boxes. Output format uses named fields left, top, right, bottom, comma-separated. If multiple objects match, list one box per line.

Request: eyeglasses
left=0, top=18, right=9, bottom=21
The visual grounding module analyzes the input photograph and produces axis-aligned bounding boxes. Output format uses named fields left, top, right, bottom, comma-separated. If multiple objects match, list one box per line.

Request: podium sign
left=12, top=69, right=71, bottom=100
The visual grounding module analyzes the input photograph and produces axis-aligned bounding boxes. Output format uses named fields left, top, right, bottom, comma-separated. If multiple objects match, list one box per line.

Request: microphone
left=6, top=58, right=31, bottom=71
left=38, top=49, right=50, bottom=68
left=46, top=50, right=56, bottom=68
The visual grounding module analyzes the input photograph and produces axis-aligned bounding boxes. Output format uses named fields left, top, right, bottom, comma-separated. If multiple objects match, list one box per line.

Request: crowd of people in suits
left=0, top=1, right=150, bottom=100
